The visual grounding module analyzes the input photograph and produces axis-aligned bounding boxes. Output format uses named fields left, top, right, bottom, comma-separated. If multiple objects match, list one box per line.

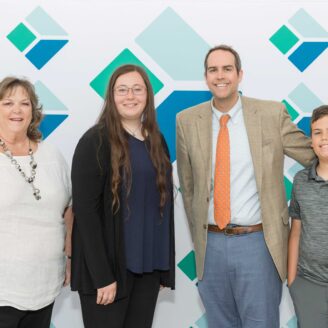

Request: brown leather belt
left=208, top=223, right=263, bottom=236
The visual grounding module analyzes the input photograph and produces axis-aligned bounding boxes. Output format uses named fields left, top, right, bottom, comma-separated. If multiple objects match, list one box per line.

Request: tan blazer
left=176, top=96, right=314, bottom=281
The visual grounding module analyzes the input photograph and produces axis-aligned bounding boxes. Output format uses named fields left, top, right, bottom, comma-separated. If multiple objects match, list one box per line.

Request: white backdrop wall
left=1, top=1, right=328, bottom=327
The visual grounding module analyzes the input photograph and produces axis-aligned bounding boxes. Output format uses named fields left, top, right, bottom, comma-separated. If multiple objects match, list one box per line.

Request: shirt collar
left=211, top=96, right=242, bottom=124
left=308, top=158, right=326, bottom=182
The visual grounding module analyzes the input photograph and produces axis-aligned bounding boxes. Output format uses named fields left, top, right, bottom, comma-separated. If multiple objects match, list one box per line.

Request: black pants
left=79, top=270, right=161, bottom=328
left=0, top=303, right=54, bottom=328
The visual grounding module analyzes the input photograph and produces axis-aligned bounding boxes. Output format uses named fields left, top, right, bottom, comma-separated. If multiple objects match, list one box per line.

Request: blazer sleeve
left=71, top=131, right=115, bottom=288
left=279, top=104, right=315, bottom=166
left=176, top=115, right=194, bottom=231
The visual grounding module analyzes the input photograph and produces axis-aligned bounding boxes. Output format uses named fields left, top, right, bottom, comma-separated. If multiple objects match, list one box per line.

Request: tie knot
left=220, top=114, right=230, bottom=127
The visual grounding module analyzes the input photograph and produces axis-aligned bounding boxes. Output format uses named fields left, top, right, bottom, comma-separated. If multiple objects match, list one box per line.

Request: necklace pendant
left=34, top=193, right=41, bottom=200
left=30, top=160, right=37, bottom=169
left=33, top=189, right=41, bottom=200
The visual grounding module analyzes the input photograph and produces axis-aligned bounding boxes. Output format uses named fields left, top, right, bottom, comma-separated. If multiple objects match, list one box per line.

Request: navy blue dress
left=122, top=135, right=171, bottom=274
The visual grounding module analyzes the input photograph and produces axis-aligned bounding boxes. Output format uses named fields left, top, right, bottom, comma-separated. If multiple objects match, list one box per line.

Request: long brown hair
left=97, top=64, right=171, bottom=213
left=0, top=76, right=43, bottom=141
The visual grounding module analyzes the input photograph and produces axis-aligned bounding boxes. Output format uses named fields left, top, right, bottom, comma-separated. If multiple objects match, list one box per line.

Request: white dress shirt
left=208, top=97, right=261, bottom=226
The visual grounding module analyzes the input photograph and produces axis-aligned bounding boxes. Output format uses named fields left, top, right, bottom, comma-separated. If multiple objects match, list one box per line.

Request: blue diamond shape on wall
left=136, top=7, right=209, bottom=80
left=25, top=40, right=68, bottom=69
left=40, top=114, right=68, bottom=139
left=288, top=42, right=328, bottom=72
left=34, top=81, right=69, bottom=139
left=297, top=117, right=311, bottom=137
left=157, top=91, right=211, bottom=162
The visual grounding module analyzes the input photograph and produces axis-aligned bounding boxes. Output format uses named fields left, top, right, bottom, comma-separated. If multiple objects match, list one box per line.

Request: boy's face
left=311, top=115, right=328, bottom=161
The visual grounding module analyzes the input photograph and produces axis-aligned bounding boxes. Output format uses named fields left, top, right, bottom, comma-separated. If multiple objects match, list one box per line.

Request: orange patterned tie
left=214, top=114, right=231, bottom=229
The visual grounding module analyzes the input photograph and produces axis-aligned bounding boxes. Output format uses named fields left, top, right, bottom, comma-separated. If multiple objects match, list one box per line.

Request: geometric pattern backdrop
left=2, top=2, right=328, bottom=328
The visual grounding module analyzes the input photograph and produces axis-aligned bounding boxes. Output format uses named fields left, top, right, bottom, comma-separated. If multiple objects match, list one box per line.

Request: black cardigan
left=71, top=125, right=175, bottom=299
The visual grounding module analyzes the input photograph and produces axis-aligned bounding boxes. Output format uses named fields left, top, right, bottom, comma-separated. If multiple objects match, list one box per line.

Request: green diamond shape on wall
left=90, top=48, right=164, bottom=99
left=270, top=25, right=299, bottom=54
left=178, top=250, right=197, bottom=281
left=7, top=23, right=37, bottom=52
left=282, top=100, right=299, bottom=121
left=284, top=176, right=293, bottom=201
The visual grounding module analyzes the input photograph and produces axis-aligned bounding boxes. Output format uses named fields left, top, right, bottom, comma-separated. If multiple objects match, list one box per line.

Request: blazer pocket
left=281, top=207, right=289, bottom=225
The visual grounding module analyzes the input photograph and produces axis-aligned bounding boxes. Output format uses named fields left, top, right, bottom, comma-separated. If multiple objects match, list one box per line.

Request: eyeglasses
left=114, top=85, right=146, bottom=96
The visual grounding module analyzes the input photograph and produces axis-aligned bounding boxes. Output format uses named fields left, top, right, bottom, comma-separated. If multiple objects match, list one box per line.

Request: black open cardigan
left=71, top=125, right=175, bottom=299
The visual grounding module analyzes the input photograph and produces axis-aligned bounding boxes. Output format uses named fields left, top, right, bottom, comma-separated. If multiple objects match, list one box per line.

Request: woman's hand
left=97, top=282, right=117, bottom=305
left=63, top=257, right=71, bottom=286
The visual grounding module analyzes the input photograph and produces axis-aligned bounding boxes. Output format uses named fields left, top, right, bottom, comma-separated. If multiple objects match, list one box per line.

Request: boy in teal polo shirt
left=288, top=105, right=328, bottom=328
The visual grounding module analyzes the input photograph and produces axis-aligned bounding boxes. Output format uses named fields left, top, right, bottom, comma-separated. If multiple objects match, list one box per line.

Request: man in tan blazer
left=176, top=45, right=314, bottom=328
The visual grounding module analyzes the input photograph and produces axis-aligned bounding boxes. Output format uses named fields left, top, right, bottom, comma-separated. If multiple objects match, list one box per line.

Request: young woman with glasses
left=71, top=64, right=175, bottom=328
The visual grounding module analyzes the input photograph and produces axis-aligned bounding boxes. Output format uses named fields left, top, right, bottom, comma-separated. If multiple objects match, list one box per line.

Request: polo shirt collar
left=308, top=158, right=326, bottom=182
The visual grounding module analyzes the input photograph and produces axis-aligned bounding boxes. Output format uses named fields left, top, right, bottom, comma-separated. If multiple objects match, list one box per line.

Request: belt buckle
left=224, top=225, right=234, bottom=236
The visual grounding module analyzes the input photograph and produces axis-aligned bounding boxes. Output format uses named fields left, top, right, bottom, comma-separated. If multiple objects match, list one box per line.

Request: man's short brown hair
left=204, top=44, right=242, bottom=74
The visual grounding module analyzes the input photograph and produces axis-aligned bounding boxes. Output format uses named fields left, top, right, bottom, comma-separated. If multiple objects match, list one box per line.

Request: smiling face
left=311, top=115, right=328, bottom=161
left=113, top=71, right=147, bottom=123
left=205, top=49, right=243, bottom=112
left=0, top=86, right=32, bottom=139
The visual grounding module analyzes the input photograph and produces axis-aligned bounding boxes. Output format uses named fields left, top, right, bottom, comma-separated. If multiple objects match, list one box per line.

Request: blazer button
left=203, top=224, right=207, bottom=229
left=206, top=197, right=209, bottom=202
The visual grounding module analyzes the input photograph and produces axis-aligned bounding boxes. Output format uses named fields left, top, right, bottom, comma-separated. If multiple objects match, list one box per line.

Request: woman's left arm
left=63, top=206, right=74, bottom=286
left=160, top=134, right=175, bottom=289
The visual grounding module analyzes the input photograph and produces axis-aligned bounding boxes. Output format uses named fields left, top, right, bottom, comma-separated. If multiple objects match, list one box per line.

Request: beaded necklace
left=0, top=138, right=41, bottom=200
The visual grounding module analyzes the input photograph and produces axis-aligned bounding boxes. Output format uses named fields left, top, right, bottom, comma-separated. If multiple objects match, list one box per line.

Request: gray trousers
left=198, top=231, right=282, bottom=328
left=289, top=275, right=328, bottom=328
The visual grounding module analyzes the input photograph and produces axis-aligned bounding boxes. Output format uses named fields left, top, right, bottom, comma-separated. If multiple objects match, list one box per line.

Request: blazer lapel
left=196, top=103, right=212, bottom=189
left=242, top=97, right=262, bottom=194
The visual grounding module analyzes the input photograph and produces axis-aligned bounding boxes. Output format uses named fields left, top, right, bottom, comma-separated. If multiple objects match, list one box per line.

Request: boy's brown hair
left=311, top=105, right=328, bottom=133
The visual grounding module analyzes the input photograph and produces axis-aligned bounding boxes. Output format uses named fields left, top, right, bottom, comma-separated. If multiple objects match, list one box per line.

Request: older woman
left=0, top=77, right=72, bottom=328
left=71, top=64, right=175, bottom=328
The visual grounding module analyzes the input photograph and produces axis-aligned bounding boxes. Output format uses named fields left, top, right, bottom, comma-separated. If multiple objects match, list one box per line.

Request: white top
left=0, top=142, right=71, bottom=310
left=208, top=97, right=261, bottom=226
